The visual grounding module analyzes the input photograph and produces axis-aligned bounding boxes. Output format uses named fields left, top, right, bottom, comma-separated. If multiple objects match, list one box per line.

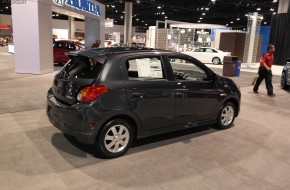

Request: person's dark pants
left=253, top=68, right=273, bottom=94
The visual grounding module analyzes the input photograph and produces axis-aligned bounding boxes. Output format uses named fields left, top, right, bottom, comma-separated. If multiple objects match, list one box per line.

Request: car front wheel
left=217, top=102, right=236, bottom=129
left=96, top=119, right=134, bottom=158
left=212, top=57, right=221, bottom=65
left=281, top=71, right=289, bottom=90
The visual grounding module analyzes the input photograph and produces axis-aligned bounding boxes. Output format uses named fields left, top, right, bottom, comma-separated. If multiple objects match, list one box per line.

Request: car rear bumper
left=46, top=91, right=98, bottom=145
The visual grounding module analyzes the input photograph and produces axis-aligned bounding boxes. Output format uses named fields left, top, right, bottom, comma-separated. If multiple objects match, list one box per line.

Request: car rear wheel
left=212, top=57, right=221, bottom=65
left=217, top=102, right=236, bottom=129
left=96, top=119, right=134, bottom=158
left=281, top=71, right=289, bottom=90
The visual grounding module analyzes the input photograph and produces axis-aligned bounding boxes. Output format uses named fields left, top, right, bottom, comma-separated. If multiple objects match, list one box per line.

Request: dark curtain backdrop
left=269, top=13, right=290, bottom=65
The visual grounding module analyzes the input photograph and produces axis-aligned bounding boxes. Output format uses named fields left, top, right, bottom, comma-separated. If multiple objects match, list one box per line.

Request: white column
left=247, top=12, right=258, bottom=67
left=85, top=17, right=105, bottom=48
left=124, top=2, right=132, bottom=47
left=11, top=0, right=53, bottom=74
left=68, top=16, right=75, bottom=40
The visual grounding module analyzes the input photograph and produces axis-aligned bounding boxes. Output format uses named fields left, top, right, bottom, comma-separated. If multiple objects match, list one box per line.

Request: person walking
left=253, top=44, right=276, bottom=97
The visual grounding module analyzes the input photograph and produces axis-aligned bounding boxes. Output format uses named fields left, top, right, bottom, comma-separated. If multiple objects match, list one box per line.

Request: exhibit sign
left=52, top=0, right=101, bottom=16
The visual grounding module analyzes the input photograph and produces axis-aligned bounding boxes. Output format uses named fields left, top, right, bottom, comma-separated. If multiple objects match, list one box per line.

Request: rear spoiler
left=66, top=50, right=107, bottom=64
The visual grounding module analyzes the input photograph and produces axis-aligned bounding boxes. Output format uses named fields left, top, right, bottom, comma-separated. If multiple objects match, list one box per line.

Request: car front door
left=122, top=56, right=175, bottom=131
left=167, top=55, right=221, bottom=126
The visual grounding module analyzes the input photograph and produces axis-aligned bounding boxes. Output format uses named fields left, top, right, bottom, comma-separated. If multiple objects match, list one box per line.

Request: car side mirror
left=287, top=58, right=290, bottom=63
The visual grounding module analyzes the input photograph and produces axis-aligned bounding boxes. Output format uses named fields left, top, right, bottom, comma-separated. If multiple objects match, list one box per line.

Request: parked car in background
left=182, top=47, right=231, bottom=65
left=281, top=58, right=290, bottom=90
left=53, top=40, right=84, bottom=65
left=47, top=47, right=241, bottom=158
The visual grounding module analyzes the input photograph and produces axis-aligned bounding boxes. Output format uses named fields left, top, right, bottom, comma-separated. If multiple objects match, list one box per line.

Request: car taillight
left=77, top=85, right=108, bottom=102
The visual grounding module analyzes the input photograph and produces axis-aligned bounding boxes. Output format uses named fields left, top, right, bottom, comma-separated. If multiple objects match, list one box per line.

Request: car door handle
left=132, top=93, right=143, bottom=98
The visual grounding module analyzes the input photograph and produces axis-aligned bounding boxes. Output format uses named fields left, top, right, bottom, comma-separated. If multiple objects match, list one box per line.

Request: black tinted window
left=63, top=56, right=103, bottom=79
left=168, top=57, right=208, bottom=81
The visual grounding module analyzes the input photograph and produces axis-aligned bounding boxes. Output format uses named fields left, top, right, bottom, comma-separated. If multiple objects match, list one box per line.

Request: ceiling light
left=273, top=0, right=277, bottom=2
left=257, top=7, right=261, bottom=11
left=115, top=21, right=117, bottom=22
left=198, top=20, right=201, bottom=23
left=270, top=8, right=274, bottom=11
left=201, top=8, right=204, bottom=10
left=200, top=17, right=203, bottom=19
left=237, top=18, right=240, bottom=21
left=205, top=8, right=209, bottom=11
left=115, top=10, right=118, bottom=12
left=145, top=24, right=148, bottom=26
left=5, top=6, right=9, bottom=9
left=273, top=12, right=276, bottom=14
left=111, top=5, right=115, bottom=8
left=162, top=12, right=165, bottom=15
left=106, top=5, right=109, bottom=7
left=264, top=22, right=267, bottom=24
left=157, top=6, right=161, bottom=9
left=142, top=20, right=144, bottom=22
left=136, top=18, right=139, bottom=21
left=226, top=24, right=228, bottom=26
left=165, top=16, right=168, bottom=19
left=121, top=16, right=123, bottom=19
left=230, top=21, right=233, bottom=23
left=202, top=13, right=206, bottom=15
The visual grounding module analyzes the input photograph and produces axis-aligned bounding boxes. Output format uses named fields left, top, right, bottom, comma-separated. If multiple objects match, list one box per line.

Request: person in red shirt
left=253, top=44, right=275, bottom=96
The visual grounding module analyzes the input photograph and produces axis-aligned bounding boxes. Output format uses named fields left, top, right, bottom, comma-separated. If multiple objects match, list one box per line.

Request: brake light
left=77, top=85, right=108, bottom=102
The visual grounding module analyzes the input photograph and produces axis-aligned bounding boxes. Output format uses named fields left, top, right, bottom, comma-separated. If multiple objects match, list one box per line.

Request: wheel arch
left=223, top=98, right=239, bottom=117
left=99, top=114, right=139, bottom=140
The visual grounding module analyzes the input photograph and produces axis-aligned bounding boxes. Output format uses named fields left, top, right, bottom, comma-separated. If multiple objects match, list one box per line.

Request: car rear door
left=122, top=55, right=175, bottom=131
left=167, top=55, right=221, bottom=126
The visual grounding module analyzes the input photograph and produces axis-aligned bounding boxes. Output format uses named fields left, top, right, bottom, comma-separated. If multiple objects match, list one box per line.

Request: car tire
left=216, top=102, right=236, bottom=129
left=212, top=57, right=221, bottom=65
left=96, top=119, right=134, bottom=158
left=281, top=71, right=289, bottom=90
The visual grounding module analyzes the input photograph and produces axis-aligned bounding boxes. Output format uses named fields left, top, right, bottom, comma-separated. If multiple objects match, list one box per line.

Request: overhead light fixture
left=257, top=7, right=261, bottom=11
left=121, top=16, right=123, bottom=19
left=198, top=20, right=201, bottom=23
left=237, top=18, right=240, bottom=21
left=273, top=12, right=276, bottom=14
left=200, top=17, right=203, bottom=19
left=136, top=18, right=139, bottom=21
left=162, top=12, right=165, bottom=15
left=145, top=24, right=148, bottom=26
left=273, top=0, right=277, bottom=2
left=264, top=22, right=267, bottom=24
left=157, top=6, right=161, bottom=9
left=270, top=8, right=274, bottom=11
left=211, top=0, right=216, bottom=4
left=111, top=5, right=115, bottom=8
left=205, top=8, right=209, bottom=11
left=165, top=16, right=168, bottom=19
left=202, top=13, right=206, bottom=15
left=142, top=20, right=144, bottom=22
left=230, top=21, right=233, bottom=23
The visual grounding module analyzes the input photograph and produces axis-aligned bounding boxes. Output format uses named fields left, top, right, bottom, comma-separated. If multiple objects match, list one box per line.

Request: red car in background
left=53, top=40, right=84, bottom=64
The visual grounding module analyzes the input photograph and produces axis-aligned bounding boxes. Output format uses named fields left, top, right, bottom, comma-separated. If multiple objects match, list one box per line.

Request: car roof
left=68, top=47, right=177, bottom=63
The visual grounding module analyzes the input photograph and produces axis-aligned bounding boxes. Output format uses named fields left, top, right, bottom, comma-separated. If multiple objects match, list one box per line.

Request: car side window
left=67, top=43, right=76, bottom=50
left=53, top=42, right=63, bottom=48
left=205, top=48, right=213, bottom=53
left=212, top=49, right=218, bottom=53
left=125, top=57, right=165, bottom=80
left=168, top=57, right=208, bottom=81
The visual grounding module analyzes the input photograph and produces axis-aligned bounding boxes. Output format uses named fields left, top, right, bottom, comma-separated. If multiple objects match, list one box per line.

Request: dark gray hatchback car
left=281, top=58, right=290, bottom=90
left=47, top=48, right=241, bottom=158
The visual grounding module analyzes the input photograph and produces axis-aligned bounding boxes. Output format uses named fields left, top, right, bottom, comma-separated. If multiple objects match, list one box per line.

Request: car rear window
left=63, top=56, right=103, bottom=79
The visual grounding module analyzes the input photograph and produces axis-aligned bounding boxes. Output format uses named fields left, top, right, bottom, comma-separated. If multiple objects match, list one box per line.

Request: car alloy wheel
left=96, top=119, right=133, bottom=158
left=212, top=57, right=221, bottom=65
left=281, top=72, right=289, bottom=90
left=217, top=102, right=236, bottom=129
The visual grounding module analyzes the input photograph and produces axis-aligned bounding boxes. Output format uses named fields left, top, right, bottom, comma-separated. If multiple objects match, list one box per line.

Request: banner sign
left=52, top=0, right=101, bottom=16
